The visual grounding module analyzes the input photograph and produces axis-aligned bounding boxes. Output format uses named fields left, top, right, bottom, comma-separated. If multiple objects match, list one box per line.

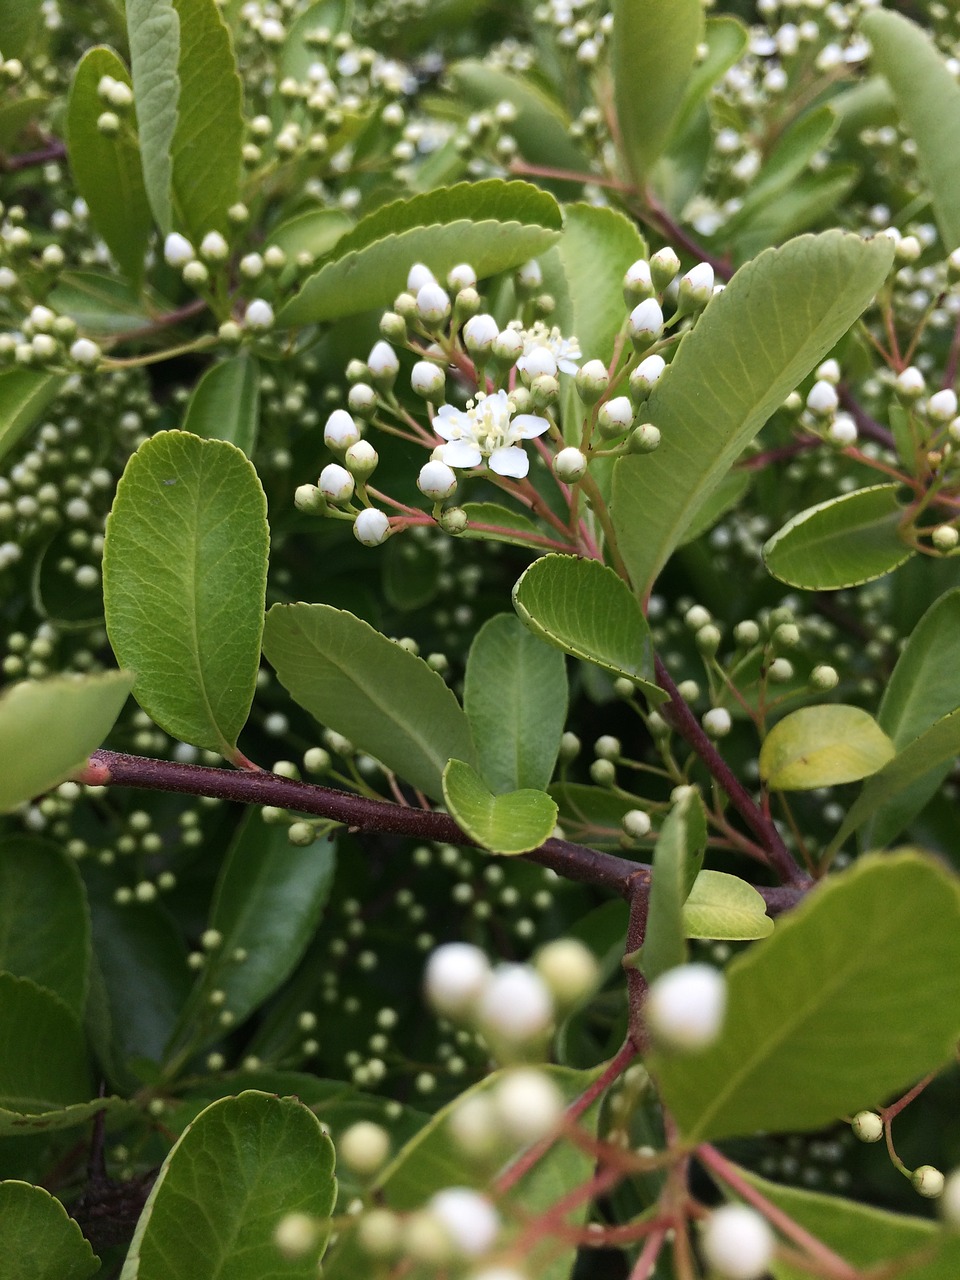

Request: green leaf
left=0, top=370, right=66, bottom=467
left=0, top=671, right=134, bottom=814
left=0, top=835, right=90, bottom=1018
left=640, top=789, right=707, bottom=980
left=181, top=354, right=260, bottom=456
left=611, top=231, right=895, bottom=596
left=678, top=467, right=753, bottom=546
left=67, top=46, right=152, bottom=285
left=830, top=709, right=960, bottom=853
left=762, top=484, right=912, bottom=590
left=759, top=704, right=894, bottom=791
left=0, top=1094, right=133, bottom=1137
left=265, top=208, right=352, bottom=265
left=863, top=588, right=960, bottom=847
left=442, top=758, right=558, bottom=855
left=127, top=0, right=244, bottom=238
left=512, top=554, right=664, bottom=701
left=611, top=0, right=703, bottom=186
left=0, top=1181, right=100, bottom=1280
left=464, top=614, right=567, bottom=793
left=682, top=870, right=774, bottom=941
left=729, top=166, right=860, bottom=263
left=48, top=272, right=152, bottom=334
left=0, top=973, right=91, bottom=1113
left=862, top=8, right=960, bottom=253
left=550, top=782, right=640, bottom=841
left=262, top=603, right=477, bottom=801
left=654, top=852, right=960, bottom=1141
left=103, top=430, right=269, bottom=758
left=382, top=536, right=442, bottom=612
left=121, top=1091, right=336, bottom=1280
left=0, top=94, right=50, bottom=151
left=667, top=16, right=748, bottom=146
left=459, top=502, right=551, bottom=549
left=278, top=180, right=562, bottom=327
left=279, top=0, right=352, bottom=82
left=166, top=815, right=335, bottom=1060
left=1, top=0, right=44, bottom=59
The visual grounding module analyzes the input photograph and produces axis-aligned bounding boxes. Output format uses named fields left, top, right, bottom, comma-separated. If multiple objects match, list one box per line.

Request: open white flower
left=516, top=322, right=582, bottom=375
left=432, top=390, right=549, bottom=479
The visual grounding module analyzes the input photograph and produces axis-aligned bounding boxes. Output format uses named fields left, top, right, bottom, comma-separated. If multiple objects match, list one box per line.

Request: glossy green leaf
left=512, top=554, right=664, bottom=701
left=611, top=0, right=702, bottom=186
left=0, top=370, right=66, bottom=467
left=0, top=973, right=91, bottom=1113
left=682, top=870, right=774, bottom=941
left=120, top=1091, right=336, bottom=1280
left=550, top=782, right=640, bottom=842
left=640, top=788, right=707, bottom=981
left=611, top=231, right=895, bottom=596
left=864, top=588, right=960, bottom=847
left=731, top=166, right=860, bottom=262
left=442, top=758, right=557, bottom=855
left=182, top=354, right=260, bottom=456
left=2, top=0, right=44, bottom=59
left=127, top=0, right=243, bottom=237
left=464, top=614, right=567, bottom=794
left=166, top=815, right=335, bottom=1059
left=103, top=431, right=269, bottom=758
left=0, top=1094, right=132, bottom=1137
left=759, top=704, right=894, bottom=791
left=654, top=853, right=960, bottom=1141
left=668, top=16, right=748, bottom=145
left=830, top=709, right=960, bottom=853
left=459, top=502, right=552, bottom=549
left=67, top=46, right=152, bottom=284
left=762, top=484, right=912, bottom=590
left=738, top=1169, right=960, bottom=1280
left=49, top=272, right=152, bottom=334
left=0, top=671, right=134, bottom=814
left=0, top=836, right=90, bottom=1018
left=278, top=180, right=562, bottom=327
left=0, top=1181, right=100, bottom=1280
left=262, top=603, right=477, bottom=801
left=279, top=0, right=352, bottom=81
left=863, top=8, right=960, bottom=253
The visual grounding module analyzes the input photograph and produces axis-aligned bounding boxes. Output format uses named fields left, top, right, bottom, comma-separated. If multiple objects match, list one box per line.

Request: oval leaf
left=682, top=870, right=774, bottom=941
left=759, top=704, right=894, bottom=791
left=103, top=430, right=269, bottom=758
left=0, top=671, right=134, bottom=813
left=611, top=231, right=895, bottom=596
left=655, top=852, right=960, bottom=1141
left=442, top=759, right=558, bottom=856
left=262, top=603, right=477, bottom=801
left=120, top=1091, right=336, bottom=1280
left=512, top=554, right=664, bottom=701
left=182, top=354, right=260, bottom=456
left=0, top=1181, right=100, bottom=1280
left=0, top=370, right=65, bottom=468
left=762, top=484, right=911, bottom=590
left=278, top=179, right=562, bottom=327
left=0, top=973, right=92, bottom=1112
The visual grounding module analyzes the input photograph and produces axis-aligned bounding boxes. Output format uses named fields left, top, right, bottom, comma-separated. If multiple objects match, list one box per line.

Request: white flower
left=432, top=389, right=550, bottom=479
left=353, top=508, right=391, bottom=546
left=645, top=963, right=726, bottom=1050
left=428, top=1188, right=500, bottom=1257
left=163, top=232, right=194, bottom=267
left=517, top=323, right=581, bottom=375
left=701, top=1205, right=775, bottom=1280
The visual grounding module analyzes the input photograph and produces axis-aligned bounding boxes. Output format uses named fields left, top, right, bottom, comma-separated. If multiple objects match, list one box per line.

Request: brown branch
left=1, top=139, right=67, bottom=173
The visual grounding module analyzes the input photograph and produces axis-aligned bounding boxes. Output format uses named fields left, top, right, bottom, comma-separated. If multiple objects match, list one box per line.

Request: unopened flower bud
left=380, top=310, right=407, bottom=342
left=933, top=524, right=959, bottom=551
left=353, top=508, right=391, bottom=546
left=345, top=439, right=378, bottom=479
left=183, top=260, right=209, bottom=286
left=463, top=313, right=500, bottom=356
left=629, top=354, right=665, bottom=403
left=494, top=1068, right=564, bottom=1142
left=627, top=298, right=664, bottom=348
left=440, top=506, right=468, bottom=534
left=411, top=361, right=446, bottom=398
left=428, top=1188, right=500, bottom=1258
left=913, top=1165, right=945, bottom=1198
left=70, top=338, right=101, bottom=366
left=425, top=942, right=490, bottom=1016
left=199, top=230, right=229, bottom=262
left=407, top=262, right=435, bottom=293
left=828, top=414, right=857, bottom=446
left=347, top=382, right=378, bottom=418
left=677, top=262, right=715, bottom=312
left=623, top=258, right=654, bottom=302
left=275, top=1212, right=321, bottom=1260
left=806, top=379, right=839, bottom=416
left=896, top=366, right=926, bottom=400
left=324, top=409, right=361, bottom=451
left=447, top=262, right=477, bottom=290
left=628, top=422, right=661, bottom=453
left=295, top=483, right=325, bottom=513
left=553, top=447, right=587, bottom=482
left=650, top=246, right=681, bottom=290
left=622, top=808, right=651, bottom=839
left=597, top=395, right=634, bottom=437
left=702, top=707, right=732, bottom=737
left=575, top=358, right=609, bottom=403
left=492, top=328, right=524, bottom=363
left=164, top=232, right=194, bottom=268
left=417, top=281, right=452, bottom=325
left=244, top=298, right=274, bottom=330
left=928, top=389, right=958, bottom=422
left=239, top=252, right=264, bottom=278
left=319, top=463, right=355, bottom=503
left=851, top=1111, right=883, bottom=1143
left=478, top=964, right=553, bottom=1042
left=418, top=460, right=458, bottom=501
left=516, top=259, right=543, bottom=293
left=646, top=963, right=727, bottom=1051
left=701, top=1204, right=774, bottom=1280
left=535, top=939, right=598, bottom=1005
left=339, top=1121, right=391, bottom=1176
left=97, top=111, right=121, bottom=136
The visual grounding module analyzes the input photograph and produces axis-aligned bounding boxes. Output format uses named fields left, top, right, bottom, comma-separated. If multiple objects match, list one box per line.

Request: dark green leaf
left=442, top=758, right=558, bottom=855
left=0, top=973, right=91, bottom=1113
left=0, top=370, right=65, bottom=468
left=0, top=1094, right=133, bottom=1137
left=382, top=536, right=442, bottom=612
left=182, top=354, right=260, bottom=456
left=265, top=208, right=352, bottom=265
left=640, top=788, right=707, bottom=980
left=0, top=94, right=50, bottom=151
left=459, top=502, right=552, bottom=549
left=2, top=0, right=44, bottom=59
left=759, top=705, right=894, bottom=790
left=0, top=1180, right=100, bottom=1280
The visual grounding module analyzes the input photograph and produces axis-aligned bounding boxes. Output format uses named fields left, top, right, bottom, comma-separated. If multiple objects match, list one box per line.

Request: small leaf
left=0, top=671, right=134, bottom=813
left=682, top=870, right=774, bottom=941
left=262, top=603, right=477, bottom=801
left=442, top=759, right=558, bottom=856
left=0, top=370, right=66, bottom=467
left=611, top=231, right=895, bottom=596
left=759, top=704, right=894, bottom=791
left=460, top=502, right=551, bottom=549
left=464, top=614, right=567, bottom=794
left=0, top=973, right=92, bottom=1113
left=182, top=354, right=260, bottom=456
left=265, top=208, right=352, bottom=265
left=512, top=554, right=664, bottom=701
left=66, top=47, right=152, bottom=285
left=640, top=789, right=707, bottom=981
left=278, top=179, right=562, bottom=327
left=654, top=853, right=960, bottom=1141
left=279, top=0, right=352, bottom=81
left=0, top=1181, right=100, bottom=1280
left=611, top=0, right=703, bottom=186
left=0, top=835, right=90, bottom=1017
left=762, top=484, right=912, bottom=590
left=0, top=94, right=50, bottom=151
left=863, top=8, right=960, bottom=253
left=120, top=1092, right=336, bottom=1280
left=103, top=430, right=269, bottom=758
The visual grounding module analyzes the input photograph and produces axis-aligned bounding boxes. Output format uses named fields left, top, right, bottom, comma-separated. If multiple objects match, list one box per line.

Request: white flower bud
left=347, top=383, right=377, bottom=417
left=492, top=327, right=524, bottom=362
left=535, top=939, right=598, bottom=1005
left=896, top=366, right=926, bottom=399
left=417, top=281, right=452, bottom=325
left=597, top=395, right=635, bottom=436
left=622, top=808, right=651, bottom=839
left=463, top=313, right=500, bottom=356
left=645, top=963, right=726, bottom=1051
left=494, top=1068, right=564, bottom=1143
left=294, top=484, right=324, bottom=513
left=928, top=388, right=958, bottom=421
left=933, top=524, right=959, bottom=551
left=806, top=379, right=839, bottom=416
left=851, top=1110, right=883, bottom=1142
left=182, top=260, right=209, bottom=286
left=576, top=358, right=609, bottom=402
left=629, top=354, right=665, bottom=401
left=428, top=1188, right=500, bottom=1258
left=702, top=707, right=732, bottom=738
left=367, top=340, right=399, bottom=385
left=810, top=664, right=839, bottom=690
left=828, top=414, right=857, bottom=446
left=516, top=259, right=543, bottom=291
left=629, top=422, right=661, bottom=453
left=31, top=334, right=57, bottom=360
left=701, top=1205, right=775, bottom=1280
left=913, top=1165, right=945, bottom=1198
left=338, top=1121, right=391, bottom=1175
left=447, top=262, right=477, bottom=290
left=627, top=298, right=664, bottom=347
left=896, top=235, right=922, bottom=263
left=407, top=262, right=436, bottom=293
left=244, top=298, right=274, bottom=330
left=318, top=463, right=355, bottom=503
left=69, top=338, right=101, bottom=366
left=324, top=409, right=361, bottom=451
left=816, top=358, right=841, bottom=384
left=164, top=232, right=194, bottom=268
left=553, top=447, right=587, bottom=482
left=239, top=252, right=264, bottom=278
left=274, top=1212, right=321, bottom=1260
left=199, top=230, right=229, bottom=262
left=97, top=110, right=121, bottom=136
left=623, top=258, right=654, bottom=300
left=734, top=620, right=760, bottom=647
left=470, top=1268, right=528, bottom=1280
left=353, top=508, right=391, bottom=546
left=425, top=942, right=490, bottom=1016
left=768, top=657, right=794, bottom=683
left=411, top=361, right=446, bottom=398
left=345, top=439, right=378, bottom=479
left=449, top=1095, right=501, bottom=1158
left=418, top=460, right=458, bottom=501
left=650, top=246, right=681, bottom=290
left=941, top=1169, right=960, bottom=1227
left=517, top=345, right=557, bottom=380
left=678, top=262, right=714, bottom=309
left=478, top=964, right=553, bottom=1042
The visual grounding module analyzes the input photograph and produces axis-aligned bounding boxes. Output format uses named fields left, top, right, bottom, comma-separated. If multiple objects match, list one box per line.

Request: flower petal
left=489, top=445, right=530, bottom=478
left=511, top=414, right=551, bottom=440
left=432, top=404, right=465, bottom=441
left=441, top=440, right=483, bottom=469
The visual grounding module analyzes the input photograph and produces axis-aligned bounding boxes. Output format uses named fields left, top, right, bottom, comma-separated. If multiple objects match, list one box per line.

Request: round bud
left=417, top=281, right=452, bottom=326
left=411, top=361, right=446, bottom=399
left=594, top=734, right=621, bottom=760
left=418, top=460, right=458, bottom=501
left=440, top=506, right=468, bottom=535
left=274, top=1212, right=321, bottom=1260
left=701, top=1204, right=775, bottom=1280
left=627, top=298, right=664, bottom=348
left=702, top=707, right=732, bottom=738
left=403, top=1211, right=454, bottom=1265
left=219, top=320, right=242, bottom=345
left=913, top=1165, right=945, bottom=1198
left=553, top=447, right=587, bottom=482
left=559, top=731, right=580, bottom=762
left=896, top=366, right=926, bottom=400
left=623, top=258, right=654, bottom=301
left=492, top=327, right=524, bottom=363
left=828, top=414, right=857, bottom=446
left=696, top=624, right=722, bottom=656
left=933, top=524, right=959, bottom=551
left=535, top=939, right=598, bottom=1006
left=851, top=1110, right=883, bottom=1143
left=324, top=409, right=361, bottom=451
left=810, top=664, right=839, bottom=691
left=629, top=353, right=666, bottom=403
left=590, top=758, right=616, bottom=787
left=478, top=964, right=554, bottom=1042
left=685, top=604, right=711, bottom=629
left=347, top=382, right=378, bottom=418
left=940, top=1169, right=960, bottom=1228
left=518, top=345, right=558, bottom=382
left=516, top=259, right=543, bottom=293
left=645, top=963, right=727, bottom=1051
left=345, top=439, right=378, bottom=480
left=773, top=622, right=800, bottom=650
left=529, top=373, right=559, bottom=408
left=622, top=809, right=652, bottom=839
left=239, top=252, right=264, bottom=278
left=380, top=311, right=407, bottom=342
left=338, top=1121, right=391, bottom=1176
left=447, top=262, right=477, bottom=290
left=576, top=358, right=609, bottom=403
left=70, top=338, right=101, bottom=367
left=463, top=313, right=500, bottom=356
left=182, top=259, right=208, bottom=284
left=454, top=287, right=481, bottom=319
left=427, top=1188, right=500, bottom=1258
left=318, top=463, right=355, bottom=504
left=494, top=1068, right=564, bottom=1143
left=650, top=246, right=681, bottom=290
left=407, top=262, right=436, bottom=293
left=97, top=110, right=121, bottom=136
left=768, top=657, right=794, bottom=683
left=163, top=232, right=194, bottom=268
left=263, top=245, right=286, bottom=271
left=353, top=508, right=391, bottom=546
left=448, top=1095, right=502, bottom=1159
left=677, top=261, right=714, bottom=311
left=244, top=298, right=274, bottom=330
left=199, top=230, right=229, bottom=262
left=628, top=423, right=661, bottom=453
left=734, top=620, right=760, bottom=647
left=357, top=1208, right=401, bottom=1258
left=896, top=235, right=922, bottom=263
left=929, top=389, right=959, bottom=422
left=806, top=379, right=839, bottom=416
left=816, top=358, right=841, bottom=384
left=597, top=395, right=635, bottom=437
left=425, top=942, right=490, bottom=1017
